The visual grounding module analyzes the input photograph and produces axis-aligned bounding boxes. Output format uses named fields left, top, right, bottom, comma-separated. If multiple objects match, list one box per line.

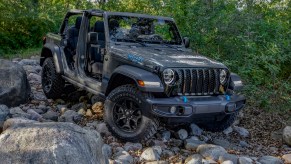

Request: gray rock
left=258, top=156, right=283, bottom=164
left=212, top=138, right=231, bottom=149
left=233, top=126, right=250, bottom=138
left=145, top=161, right=168, bottom=164
left=58, top=110, right=81, bottom=123
left=170, top=147, right=180, bottom=154
left=197, top=144, right=227, bottom=161
left=102, top=144, right=112, bottom=158
left=219, top=154, right=238, bottom=164
left=33, top=92, right=47, bottom=101
left=161, top=149, right=174, bottom=158
left=10, top=107, right=30, bottom=118
left=161, top=130, right=171, bottom=141
left=185, top=154, right=203, bottom=164
left=27, top=109, right=43, bottom=121
left=239, top=140, right=249, bottom=148
left=202, top=159, right=217, bottom=164
left=0, top=121, right=107, bottom=164
left=140, top=146, right=162, bottom=161
left=18, top=59, right=39, bottom=66
left=22, top=65, right=42, bottom=74
left=0, top=59, right=31, bottom=107
left=177, top=129, right=188, bottom=140
left=124, top=142, right=143, bottom=151
left=169, top=138, right=183, bottom=147
left=42, top=110, right=59, bottom=121
left=114, top=150, right=133, bottom=164
left=190, top=123, right=203, bottom=136
left=0, top=105, right=9, bottom=129
left=222, top=161, right=234, bottom=164
left=184, top=138, right=205, bottom=151
left=283, top=126, right=291, bottom=146
left=33, top=107, right=47, bottom=114
left=71, top=103, right=86, bottom=112
left=223, top=127, right=233, bottom=135
left=238, top=157, right=253, bottom=164
left=148, top=139, right=167, bottom=149
left=27, top=73, right=41, bottom=84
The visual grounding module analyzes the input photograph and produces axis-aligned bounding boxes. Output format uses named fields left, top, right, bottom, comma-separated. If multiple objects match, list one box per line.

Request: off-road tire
left=200, top=112, right=238, bottom=132
left=41, top=57, right=65, bottom=99
left=104, top=85, right=159, bottom=142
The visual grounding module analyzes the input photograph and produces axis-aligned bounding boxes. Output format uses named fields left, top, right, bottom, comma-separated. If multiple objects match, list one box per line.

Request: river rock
left=218, top=153, right=238, bottom=164
left=114, top=151, right=133, bottom=164
left=238, top=157, right=252, bottom=164
left=283, top=126, right=291, bottom=146
left=42, top=110, right=59, bottom=121
left=140, top=146, right=162, bottom=161
left=282, top=154, right=291, bottom=163
left=184, top=138, right=205, bottom=151
left=197, top=144, right=227, bottom=161
left=58, top=110, right=81, bottom=123
left=177, top=129, right=188, bottom=140
left=233, top=126, right=249, bottom=138
left=185, top=154, right=203, bottom=164
left=258, top=156, right=283, bottom=164
left=190, top=123, right=203, bottom=136
left=0, top=121, right=107, bottom=164
left=124, top=142, right=143, bottom=151
left=0, top=59, right=31, bottom=107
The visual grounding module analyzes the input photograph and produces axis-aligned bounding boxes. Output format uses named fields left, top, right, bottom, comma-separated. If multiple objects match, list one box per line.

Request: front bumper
left=146, top=94, right=246, bottom=124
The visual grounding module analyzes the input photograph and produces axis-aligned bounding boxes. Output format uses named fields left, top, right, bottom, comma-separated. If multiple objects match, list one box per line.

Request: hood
left=110, top=44, right=227, bottom=69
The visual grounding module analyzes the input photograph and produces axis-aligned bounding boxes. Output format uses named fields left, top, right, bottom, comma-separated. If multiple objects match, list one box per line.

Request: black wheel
left=41, top=57, right=65, bottom=99
left=199, top=112, right=238, bottom=132
left=104, top=85, right=159, bottom=142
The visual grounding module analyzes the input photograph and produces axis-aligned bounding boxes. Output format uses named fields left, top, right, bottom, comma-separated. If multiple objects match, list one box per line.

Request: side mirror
left=88, top=32, right=98, bottom=44
left=183, top=37, right=190, bottom=48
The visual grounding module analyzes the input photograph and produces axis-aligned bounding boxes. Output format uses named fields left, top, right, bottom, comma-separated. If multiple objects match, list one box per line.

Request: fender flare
left=229, top=73, right=244, bottom=91
left=107, top=65, right=164, bottom=93
left=40, top=43, right=64, bottom=74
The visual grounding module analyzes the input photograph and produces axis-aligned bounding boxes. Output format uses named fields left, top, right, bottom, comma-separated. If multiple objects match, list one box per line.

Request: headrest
left=94, top=21, right=104, bottom=33
left=75, top=16, right=82, bottom=29
left=87, top=32, right=98, bottom=44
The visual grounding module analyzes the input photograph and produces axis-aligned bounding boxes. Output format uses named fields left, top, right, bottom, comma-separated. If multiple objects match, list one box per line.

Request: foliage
left=0, top=0, right=290, bottom=110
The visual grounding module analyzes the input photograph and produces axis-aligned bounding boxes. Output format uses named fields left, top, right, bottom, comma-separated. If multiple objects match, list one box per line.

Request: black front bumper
left=146, top=94, right=246, bottom=124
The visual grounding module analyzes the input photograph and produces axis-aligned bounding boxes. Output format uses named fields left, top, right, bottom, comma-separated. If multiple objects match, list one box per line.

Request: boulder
left=283, top=126, right=291, bottom=146
left=185, top=154, right=203, bottom=164
left=0, top=121, right=107, bottom=164
left=0, top=59, right=31, bottom=107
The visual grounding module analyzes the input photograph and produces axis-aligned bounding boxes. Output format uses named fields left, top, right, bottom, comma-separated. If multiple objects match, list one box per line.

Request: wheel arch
left=105, top=65, right=164, bottom=96
left=40, top=43, right=64, bottom=74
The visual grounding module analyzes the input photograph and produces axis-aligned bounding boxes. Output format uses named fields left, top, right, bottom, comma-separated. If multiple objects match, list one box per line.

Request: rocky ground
left=0, top=56, right=290, bottom=164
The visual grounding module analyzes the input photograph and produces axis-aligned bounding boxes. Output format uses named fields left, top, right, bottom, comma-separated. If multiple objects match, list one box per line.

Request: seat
left=67, top=16, right=82, bottom=53
left=88, top=21, right=105, bottom=75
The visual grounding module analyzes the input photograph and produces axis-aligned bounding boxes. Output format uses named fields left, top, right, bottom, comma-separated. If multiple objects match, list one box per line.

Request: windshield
left=108, top=15, right=182, bottom=45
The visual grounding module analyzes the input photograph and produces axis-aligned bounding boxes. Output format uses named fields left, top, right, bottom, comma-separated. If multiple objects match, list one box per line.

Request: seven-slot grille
left=175, top=68, right=221, bottom=95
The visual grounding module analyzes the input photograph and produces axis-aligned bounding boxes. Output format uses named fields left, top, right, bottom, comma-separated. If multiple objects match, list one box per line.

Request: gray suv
left=40, top=9, right=246, bottom=142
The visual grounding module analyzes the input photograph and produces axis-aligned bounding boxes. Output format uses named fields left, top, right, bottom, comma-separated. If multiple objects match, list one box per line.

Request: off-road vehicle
left=40, top=9, right=246, bottom=142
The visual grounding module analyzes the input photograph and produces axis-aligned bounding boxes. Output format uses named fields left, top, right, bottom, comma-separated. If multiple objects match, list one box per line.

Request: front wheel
left=104, top=85, right=159, bottom=142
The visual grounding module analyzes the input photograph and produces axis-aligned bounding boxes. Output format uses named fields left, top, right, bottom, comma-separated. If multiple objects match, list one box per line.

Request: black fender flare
left=229, top=73, right=244, bottom=91
left=107, top=65, right=164, bottom=93
left=40, top=43, right=64, bottom=74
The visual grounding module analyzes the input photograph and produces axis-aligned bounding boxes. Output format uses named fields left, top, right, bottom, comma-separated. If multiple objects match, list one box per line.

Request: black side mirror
left=88, top=32, right=98, bottom=44
left=183, top=37, right=190, bottom=48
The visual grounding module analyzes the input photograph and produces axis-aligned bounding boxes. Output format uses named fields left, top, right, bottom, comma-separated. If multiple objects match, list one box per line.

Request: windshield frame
left=104, top=11, right=184, bottom=47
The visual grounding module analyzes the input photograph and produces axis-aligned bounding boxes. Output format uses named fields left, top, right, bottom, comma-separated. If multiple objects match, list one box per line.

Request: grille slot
left=176, top=68, right=220, bottom=95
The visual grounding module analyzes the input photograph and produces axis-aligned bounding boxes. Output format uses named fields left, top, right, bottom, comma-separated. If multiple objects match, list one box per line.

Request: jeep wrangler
left=40, top=9, right=246, bottom=142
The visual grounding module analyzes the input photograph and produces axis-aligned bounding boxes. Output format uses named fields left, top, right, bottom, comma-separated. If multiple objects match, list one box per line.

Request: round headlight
left=163, top=69, right=175, bottom=85
left=220, top=69, right=227, bottom=84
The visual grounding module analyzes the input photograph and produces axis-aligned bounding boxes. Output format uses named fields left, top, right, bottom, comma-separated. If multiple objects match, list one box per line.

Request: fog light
left=169, top=106, right=176, bottom=114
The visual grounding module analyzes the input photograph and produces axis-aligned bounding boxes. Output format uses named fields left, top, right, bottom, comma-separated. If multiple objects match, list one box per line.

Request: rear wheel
left=200, top=112, right=238, bottom=132
left=41, top=57, right=65, bottom=99
left=104, top=85, right=159, bottom=142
